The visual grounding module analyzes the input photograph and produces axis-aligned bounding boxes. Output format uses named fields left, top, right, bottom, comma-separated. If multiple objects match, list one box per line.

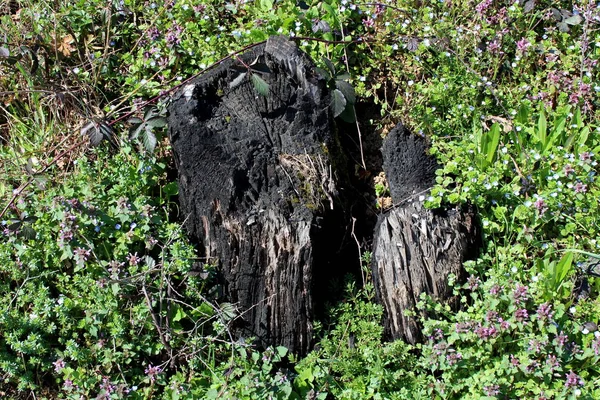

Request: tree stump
left=168, top=36, right=339, bottom=354
left=372, top=124, right=480, bottom=344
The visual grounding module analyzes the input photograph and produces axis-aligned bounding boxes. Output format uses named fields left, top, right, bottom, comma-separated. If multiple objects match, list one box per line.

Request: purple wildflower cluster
left=145, top=364, right=162, bottom=382
left=166, top=23, right=183, bottom=48
left=565, top=371, right=584, bottom=389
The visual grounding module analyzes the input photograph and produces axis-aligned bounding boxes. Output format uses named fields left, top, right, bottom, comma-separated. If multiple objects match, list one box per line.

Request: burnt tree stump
left=168, top=36, right=341, bottom=354
left=372, top=124, right=480, bottom=344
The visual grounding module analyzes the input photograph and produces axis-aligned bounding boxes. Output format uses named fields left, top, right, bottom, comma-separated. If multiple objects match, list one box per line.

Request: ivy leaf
left=142, top=127, right=157, bottom=153
left=335, top=80, right=356, bottom=105
left=250, top=73, right=269, bottom=96
left=331, top=89, right=347, bottom=118
left=229, top=72, right=247, bottom=90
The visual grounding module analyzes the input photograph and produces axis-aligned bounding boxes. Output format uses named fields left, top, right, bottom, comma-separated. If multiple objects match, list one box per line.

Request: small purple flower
left=564, top=164, right=575, bottom=175
left=565, top=371, right=584, bottom=388
left=536, top=302, right=554, bottom=320
left=73, top=247, right=91, bottom=265
left=510, top=354, right=520, bottom=367
left=99, top=376, right=115, bottom=398
left=515, top=308, right=529, bottom=322
left=446, top=351, right=462, bottom=365
left=145, top=364, right=162, bottom=382
left=546, top=354, right=559, bottom=371
left=475, top=324, right=498, bottom=340
left=147, top=26, right=161, bottom=41
left=574, top=182, right=588, bottom=193
left=63, top=379, right=73, bottom=390
left=128, top=252, right=141, bottom=266
left=53, top=358, right=66, bottom=373
left=556, top=332, right=569, bottom=347
left=513, top=284, right=529, bottom=304
left=486, top=311, right=498, bottom=322
left=516, top=38, right=531, bottom=53
left=534, top=198, right=547, bottom=213
left=467, top=275, right=481, bottom=290
left=487, top=40, right=502, bottom=54
left=490, top=284, right=502, bottom=296
left=476, top=0, right=492, bottom=14
left=484, top=384, right=500, bottom=396
left=166, top=24, right=183, bottom=47
left=363, top=17, right=375, bottom=28
left=498, top=318, right=510, bottom=330
left=579, top=151, right=591, bottom=161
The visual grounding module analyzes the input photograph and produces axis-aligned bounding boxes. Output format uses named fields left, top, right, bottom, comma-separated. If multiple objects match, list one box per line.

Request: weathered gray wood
left=372, top=124, right=480, bottom=343
left=168, top=36, right=338, bottom=354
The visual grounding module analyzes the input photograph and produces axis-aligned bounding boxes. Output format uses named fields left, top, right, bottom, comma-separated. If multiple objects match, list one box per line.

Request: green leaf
left=331, top=89, right=347, bottom=118
left=537, top=109, right=547, bottom=149
left=142, top=128, right=157, bottom=153
left=323, top=57, right=336, bottom=78
left=81, top=121, right=104, bottom=146
left=250, top=73, right=269, bottom=96
left=229, top=72, right=247, bottom=89
left=564, top=14, right=583, bottom=25
left=146, top=117, right=167, bottom=128
left=335, top=80, right=356, bottom=104
left=276, top=346, right=288, bottom=357
left=172, top=305, right=187, bottom=322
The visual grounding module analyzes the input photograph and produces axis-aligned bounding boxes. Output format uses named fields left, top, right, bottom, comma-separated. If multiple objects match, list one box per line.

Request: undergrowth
left=1, top=0, right=600, bottom=398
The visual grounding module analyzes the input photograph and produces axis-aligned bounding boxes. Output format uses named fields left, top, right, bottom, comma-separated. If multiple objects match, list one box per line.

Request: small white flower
left=511, top=266, right=518, bottom=273
left=570, top=307, right=576, bottom=314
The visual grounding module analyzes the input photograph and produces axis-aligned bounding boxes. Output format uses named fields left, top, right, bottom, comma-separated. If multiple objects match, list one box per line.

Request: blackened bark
left=168, top=36, right=338, bottom=354
left=372, top=124, right=480, bottom=343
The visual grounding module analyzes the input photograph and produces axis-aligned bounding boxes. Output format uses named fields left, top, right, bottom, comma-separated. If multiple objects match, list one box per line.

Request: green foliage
left=0, top=145, right=226, bottom=396
left=2, top=0, right=600, bottom=398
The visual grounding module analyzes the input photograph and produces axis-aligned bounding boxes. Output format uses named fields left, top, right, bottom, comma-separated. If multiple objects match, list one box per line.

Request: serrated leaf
left=142, top=128, right=157, bottom=153
left=99, top=121, right=113, bottom=137
left=250, top=73, right=269, bottom=96
left=407, top=38, right=419, bottom=52
left=523, top=0, right=535, bottom=13
left=331, top=89, right=347, bottom=118
left=146, top=117, right=167, bottom=128
left=220, top=302, right=236, bottom=322
left=81, top=122, right=104, bottom=146
left=144, top=256, right=156, bottom=269
left=323, top=57, right=336, bottom=77
left=229, top=72, right=247, bottom=89
left=312, top=19, right=330, bottom=33
left=0, top=47, right=9, bottom=57
left=129, top=123, right=144, bottom=140
left=335, top=80, right=356, bottom=104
